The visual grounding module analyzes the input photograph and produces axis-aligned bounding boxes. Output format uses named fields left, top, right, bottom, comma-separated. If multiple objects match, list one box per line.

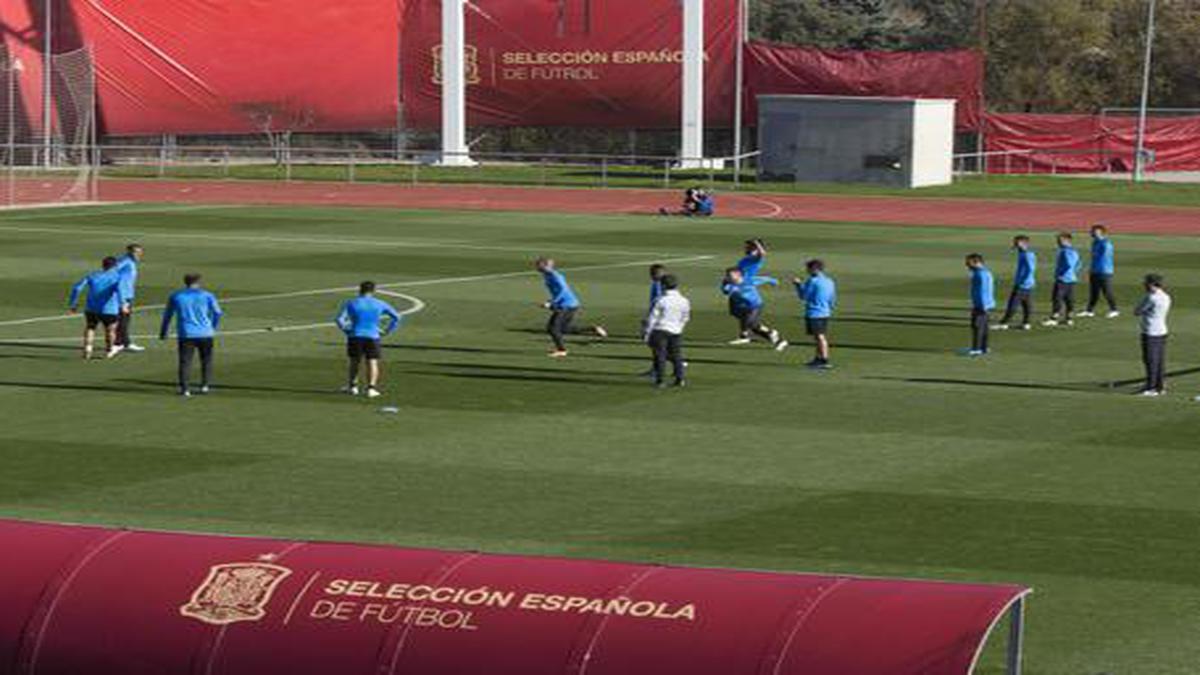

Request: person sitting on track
left=659, top=187, right=714, bottom=217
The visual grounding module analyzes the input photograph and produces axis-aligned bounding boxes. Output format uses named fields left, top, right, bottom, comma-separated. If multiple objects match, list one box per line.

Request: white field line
left=0, top=292, right=428, bottom=344
left=0, top=255, right=713, bottom=340
left=0, top=222, right=697, bottom=258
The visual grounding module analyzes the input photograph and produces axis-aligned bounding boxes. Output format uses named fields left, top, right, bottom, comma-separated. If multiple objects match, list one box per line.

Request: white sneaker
left=593, top=325, right=609, bottom=338
left=342, top=385, right=360, bottom=396
left=1075, top=311, right=1095, bottom=318
left=105, top=346, right=122, bottom=359
left=774, top=339, right=789, bottom=352
left=967, top=349, right=985, bottom=357
left=124, top=343, right=146, bottom=353
left=198, top=385, right=211, bottom=395
left=366, top=387, right=382, bottom=399
left=83, top=347, right=94, bottom=360
left=1040, top=319, right=1059, bottom=327
left=1064, top=319, right=1075, bottom=327
left=1020, top=324, right=1032, bottom=331
left=1139, top=390, right=1161, bottom=397
left=727, top=337, right=752, bottom=345
left=994, top=324, right=1010, bottom=331
left=1106, top=310, right=1121, bottom=319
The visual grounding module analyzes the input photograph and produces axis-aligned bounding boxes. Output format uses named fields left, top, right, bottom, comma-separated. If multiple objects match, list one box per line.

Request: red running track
left=91, top=179, right=1200, bottom=236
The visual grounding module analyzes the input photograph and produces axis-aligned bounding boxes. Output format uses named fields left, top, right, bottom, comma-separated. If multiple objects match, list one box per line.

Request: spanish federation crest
left=180, top=562, right=292, bottom=626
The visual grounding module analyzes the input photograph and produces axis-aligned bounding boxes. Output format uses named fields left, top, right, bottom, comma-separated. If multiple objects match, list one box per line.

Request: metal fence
left=82, top=143, right=764, bottom=191
left=953, top=148, right=1137, bottom=176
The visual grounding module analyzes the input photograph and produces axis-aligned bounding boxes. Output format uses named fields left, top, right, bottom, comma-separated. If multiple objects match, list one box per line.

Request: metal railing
left=76, top=143, right=764, bottom=191
left=953, top=147, right=1138, bottom=176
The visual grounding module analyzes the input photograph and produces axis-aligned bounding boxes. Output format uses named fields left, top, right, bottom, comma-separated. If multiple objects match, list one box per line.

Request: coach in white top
left=646, top=274, right=691, bottom=388
left=1133, top=273, right=1171, bottom=396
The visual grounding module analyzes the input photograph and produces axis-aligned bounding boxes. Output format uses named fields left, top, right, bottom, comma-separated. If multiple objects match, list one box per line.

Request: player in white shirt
left=1133, top=273, right=1171, bottom=396
left=645, top=274, right=691, bottom=388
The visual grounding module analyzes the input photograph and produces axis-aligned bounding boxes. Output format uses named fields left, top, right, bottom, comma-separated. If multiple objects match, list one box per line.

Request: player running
left=67, top=256, right=129, bottom=360
left=996, top=235, right=1036, bottom=331
left=159, top=273, right=223, bottom=397
left=1043, top=232, right=1081, bottom=327
left=536, top=257, right=607, bottom=358
left=793, top=259, right=837, bottom=368
left=114, top=243, right=146, bottom=353
left=1079, top=224, right=1119, bottom=319
left=728, top=238, right=768, bottom=344
left=335, top=281, right=402, bottom=399
left=721, top=267, right=787, bottom=351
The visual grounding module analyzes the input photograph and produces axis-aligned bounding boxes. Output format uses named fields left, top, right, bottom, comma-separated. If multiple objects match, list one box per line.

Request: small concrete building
left=757, top=95, right=956, bottom=188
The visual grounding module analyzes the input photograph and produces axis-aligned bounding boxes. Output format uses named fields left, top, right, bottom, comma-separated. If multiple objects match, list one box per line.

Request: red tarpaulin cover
left=985, top=112, right=1200, bottom=173
left=744, top=42, right=984, bottom=131
left=399, top=0, right=738, bottom=129
left=2, top=1, right=986, bottom=135
left=1, top=519, right=1027, bottom=675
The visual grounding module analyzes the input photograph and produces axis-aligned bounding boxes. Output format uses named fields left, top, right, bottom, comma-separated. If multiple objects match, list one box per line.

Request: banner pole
left=733, top=0, right=746, bottom=183
left=42, top=0, right=53, bottom=168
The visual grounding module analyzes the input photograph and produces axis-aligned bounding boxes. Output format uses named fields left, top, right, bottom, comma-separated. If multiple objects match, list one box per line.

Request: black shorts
left=805, top=318, right=830, bottom=336
left=733, top=306, right=763, bottom=331
left=85, top=312, right=118, bottom=329
left=347, top=337, right=382, bottom=360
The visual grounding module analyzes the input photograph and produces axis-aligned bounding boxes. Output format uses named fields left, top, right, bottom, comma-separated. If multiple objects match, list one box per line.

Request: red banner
left=984, top=113, right=1200, bottom=172
left=2, top=519, right=1028, bottom=675
left=745, top=42, right=984, bottom=131
left=0, top=0, right=404, bottom=135
left=399, top=0, right=738, bottom=129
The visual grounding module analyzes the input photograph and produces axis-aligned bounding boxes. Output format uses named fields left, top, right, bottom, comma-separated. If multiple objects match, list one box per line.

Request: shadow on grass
left=0, top=379, right=147, bottom=394
left=0, top=341, right=79, bottom=351
left=1093, top=366, right=1200, bottom=389
left=117, top=378, right=345, bottom=397
left=405, top=369, right=642, bottom=387
left=867, top=375, right=1097, bottom=394
left=838, top=316, right=961, bottom=328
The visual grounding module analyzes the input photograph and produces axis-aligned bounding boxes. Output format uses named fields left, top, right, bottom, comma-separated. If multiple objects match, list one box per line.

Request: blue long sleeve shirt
left=648, top=280, right=664, bottom=312
left=115, top=254, right=139, bottom=300
left=1013, top=249, right=1036, bottom=290
left=722, top=276, right=777, bottom=311
left=1091, top=237, right=1114, bottom=275
left=1055, top=246, right=1081, bottom=284
left=541, top=269, right=581, bottom=310
left=160, top=287, right=223, bottom=339
left=971, top=266, right=996, bottom=311
left=737, top=252, right=765, bottom=278
left=336, top=296, right=401, bottom=339
left=795, top=273, right=837, bottom=318
left=68, top=269, right=127, bottom=315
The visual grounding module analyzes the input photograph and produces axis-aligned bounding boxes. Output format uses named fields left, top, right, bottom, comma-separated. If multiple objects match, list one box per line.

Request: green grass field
left=2, top=203, right=1199, bottom=673
left=103, top=162, right=1200, bottom=207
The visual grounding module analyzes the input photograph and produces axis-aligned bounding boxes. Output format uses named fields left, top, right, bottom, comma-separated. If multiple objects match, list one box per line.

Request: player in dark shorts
left=336, top=281, right=402, bottom=398
left=793, top=259, right=837, bottom=368
left=68, top=256, right=128, bottom=359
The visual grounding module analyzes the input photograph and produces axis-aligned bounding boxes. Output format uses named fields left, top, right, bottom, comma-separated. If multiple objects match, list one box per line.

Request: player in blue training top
left=68, top=256, right=129, bottom=360
left=335, top=281, right=402, bottom=399
left=793, top=259, right=837, bottom=368
left=996, top=235, right=1036, bottom=331
left=966, top=253, right=996, bottom=356
left=1043, top=232, right=1081, bottom=327
left=1080, top=224, right=1119, bottom=319
left=640, top=264, right=667, bottom=340
left=721, top=266, right=787, bottom=351
left=114, top=243, right=146, bottom=353
left=728, top=238, right=767, bottom=343
left=159, top=273, right=224, bottom=397
left=536, top=257, right=607, bottom=358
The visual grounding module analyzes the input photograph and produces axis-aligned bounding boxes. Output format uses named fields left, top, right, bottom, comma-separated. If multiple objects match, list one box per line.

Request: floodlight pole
left=679, top=0, right=708, bottom=170
left=42, top=0, right=53, bottom=168
left=732, top=0, right=746, bottom=180
left=438, top=0, right=474, bottom=166
left=1133, top=0, right=1157, bottom=183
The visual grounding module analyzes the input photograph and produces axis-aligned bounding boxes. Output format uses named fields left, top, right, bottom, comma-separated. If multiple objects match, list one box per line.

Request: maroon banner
left=1, top=519, right=1027, bottom=675
left=983, top=112, right=1200, bottom=173
left=399, top=0, right=738, bottom=129
left=745, top=42, right=984, bottom=131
